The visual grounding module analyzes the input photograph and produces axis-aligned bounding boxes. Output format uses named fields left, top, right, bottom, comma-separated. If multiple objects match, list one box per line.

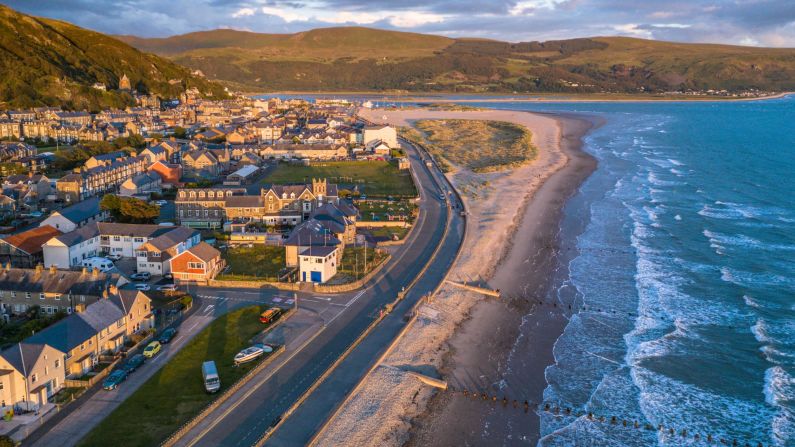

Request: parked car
left=163, top=273, right=173, bottom=280
left=143, top=341, right=161, bottom=358
left=259, top=308, right=280, bottom=324
left=130, top=272, right=151, bottom=281
left=121, top=354, right=145, bottom=374
left=154, top=200, right=168, bottom=206
left=106, top=253, right=123, bottom=261
left=156, top=284, right=177, bottom=293
left=159, top=327, right=177, bottom=344
left=102, top=370, right=128, bottom=390
left=81, top=257, right=114, bottom=272
left=134, top=283, right=151, bottom=291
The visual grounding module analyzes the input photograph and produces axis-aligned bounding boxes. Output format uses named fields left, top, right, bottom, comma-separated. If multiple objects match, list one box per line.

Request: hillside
left=0, top=5, right=228, bottom=110
left=118, top=27, right=795, bottom=94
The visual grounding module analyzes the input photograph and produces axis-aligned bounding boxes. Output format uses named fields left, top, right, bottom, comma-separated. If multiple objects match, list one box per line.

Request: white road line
left=344, top=290, right=366, bottom=307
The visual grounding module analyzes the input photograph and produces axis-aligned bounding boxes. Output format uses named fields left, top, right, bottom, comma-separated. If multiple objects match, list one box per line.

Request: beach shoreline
left=313, top=108, right=598, bottom=447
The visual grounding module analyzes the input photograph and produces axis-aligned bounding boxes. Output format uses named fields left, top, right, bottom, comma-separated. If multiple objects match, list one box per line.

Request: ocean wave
left=720, top=266, right=795, bottom=288
left=667, top=158, right=684, bottom=166
left=703, top=229, right=795, bottom=253
left=765, top=366, right=795, bottom=406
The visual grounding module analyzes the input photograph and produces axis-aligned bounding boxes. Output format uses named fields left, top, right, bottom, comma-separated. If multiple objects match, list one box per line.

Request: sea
left=468, top=97, right=795, bottom=446
left=274, top=93, right=795, bottom=445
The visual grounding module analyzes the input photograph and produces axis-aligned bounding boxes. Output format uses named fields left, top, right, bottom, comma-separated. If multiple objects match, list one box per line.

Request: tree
left=173, top=127, right=187, bottom=139
left=100, top=194, right=159, bottom=223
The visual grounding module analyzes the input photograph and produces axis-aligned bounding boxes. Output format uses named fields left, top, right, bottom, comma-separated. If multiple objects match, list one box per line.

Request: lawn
left=357, top=199, right=418, bottom=223
left=79, top=305, right=269, bottom=447
left=260, top=160, right=416, bottom=198
left=365, top=226, right=411, bottom=241
left=217, top=245, right=287, bottom=281
left=414, top=119, right=536, bottom=173
left=337, top=246, right=389, bottom=281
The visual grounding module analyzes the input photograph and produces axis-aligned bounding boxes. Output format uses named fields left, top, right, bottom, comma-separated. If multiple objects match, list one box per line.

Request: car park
left=102, top=370, right=128, bottom=390
left=159, top=327, right=177, bottom=344
left=130, top=272, right=151, bottom=281
left=143, top=341, right=161, bottom=358
left=121, top=354, right=145, bottom=374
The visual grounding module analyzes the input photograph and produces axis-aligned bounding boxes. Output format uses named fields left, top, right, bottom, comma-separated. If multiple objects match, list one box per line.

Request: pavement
left=28, top=138, right=462, bottom=447
left=174, top=139, right=464, bottom=447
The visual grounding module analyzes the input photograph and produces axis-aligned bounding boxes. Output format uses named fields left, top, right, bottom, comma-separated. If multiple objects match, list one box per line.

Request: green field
left=79, top=305, right=268, bottom=447
left=218, top=245, right=286, bottom=281
left=261, top=160, right=416, bottom=198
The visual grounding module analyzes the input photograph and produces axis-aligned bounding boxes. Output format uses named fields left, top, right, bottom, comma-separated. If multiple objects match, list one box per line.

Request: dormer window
left=189, top=191, right=196, bottom=198
left=208, top=191, right=215, bottom=198
left=290, top=192, right=295, bottom=199
left=199, top=191, right=205, bottom=198
left=282, top=193, right=287, bottom=199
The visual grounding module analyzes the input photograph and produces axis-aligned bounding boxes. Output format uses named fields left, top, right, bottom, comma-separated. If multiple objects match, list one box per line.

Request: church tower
left=119, top=73, right=131, bottom=91
left=312, top=178, right=327, bottom=197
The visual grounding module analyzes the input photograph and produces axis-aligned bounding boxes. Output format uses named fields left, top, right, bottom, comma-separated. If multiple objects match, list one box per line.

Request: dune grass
left=414, top=119, right=536, bottom=172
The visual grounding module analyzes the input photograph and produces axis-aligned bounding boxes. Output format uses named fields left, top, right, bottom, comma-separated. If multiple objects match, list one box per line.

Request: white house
left=43, top=223, right=193, bottom=268
left=362, top=125, right=397, bottom=148
left=39, top=196, right=106, bottom=233
left=119, top=172, right=162, bottom=197
left=298, top=246, right=339, bottom=283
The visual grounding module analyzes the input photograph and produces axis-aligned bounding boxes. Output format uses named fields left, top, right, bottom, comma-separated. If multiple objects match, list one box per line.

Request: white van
left=202, top=361, right=220, bottom=393
left=81, top=257, right=114, bottom=272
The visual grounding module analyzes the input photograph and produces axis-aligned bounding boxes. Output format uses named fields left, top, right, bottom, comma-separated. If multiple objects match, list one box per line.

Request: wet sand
left=407, top=114, right=599, bottom=446
left=314, top=109, right=598, bottom=447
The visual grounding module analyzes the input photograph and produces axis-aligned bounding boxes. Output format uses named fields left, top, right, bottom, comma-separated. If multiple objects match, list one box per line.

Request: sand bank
left=312, top=108, right=596, bottom=446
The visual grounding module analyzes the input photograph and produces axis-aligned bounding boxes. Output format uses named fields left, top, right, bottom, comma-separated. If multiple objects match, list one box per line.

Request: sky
left=7, top=0, right=795, bottom=47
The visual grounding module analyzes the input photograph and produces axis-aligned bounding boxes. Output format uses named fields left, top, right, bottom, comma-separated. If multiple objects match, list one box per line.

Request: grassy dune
left=415, top=119, right=536, bottom=172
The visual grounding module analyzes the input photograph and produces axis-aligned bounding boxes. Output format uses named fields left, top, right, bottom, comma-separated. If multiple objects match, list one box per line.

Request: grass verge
left=78, top=305, right=268, bottom=447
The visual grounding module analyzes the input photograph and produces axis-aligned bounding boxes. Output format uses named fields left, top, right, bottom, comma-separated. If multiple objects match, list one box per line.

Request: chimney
left=35, top=263, right=43, bottom=273
left=102, top=288, right=109, bottom=299
left=92, top=267, right=99, bottom=277
left=82, top=266, right=88, bottom=276
left=109, top=284, right=118, bottom=295
left=74, top=303, right=86, bottom=313
left=3, top=262, right=10, bottom=271
left=49, top=264, right=57, bottom=275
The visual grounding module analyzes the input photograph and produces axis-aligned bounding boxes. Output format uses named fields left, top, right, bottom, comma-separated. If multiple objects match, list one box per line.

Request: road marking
left=344, top=290, right=366, bottom=307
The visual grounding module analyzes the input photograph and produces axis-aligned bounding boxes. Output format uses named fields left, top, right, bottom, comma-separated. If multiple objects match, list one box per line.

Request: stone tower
left=119, top=73, right=131, bottom=91
left=312, top=178, right=327, bottom=197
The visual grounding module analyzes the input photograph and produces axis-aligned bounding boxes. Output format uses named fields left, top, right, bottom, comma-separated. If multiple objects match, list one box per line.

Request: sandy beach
left=312, top=108, right=597, bottom=446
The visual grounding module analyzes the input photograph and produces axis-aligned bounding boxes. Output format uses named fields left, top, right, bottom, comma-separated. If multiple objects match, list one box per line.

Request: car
left=439, top=193, right=446, bottom=200
left=163, top=273, right=173, bottom=280
left=157, top=284, right=177, bottom=292
left=134, top=283, right=151, bottom=291
left=102, top=370, right=128, bottom=390
left=130, top=272, right=151, bottom=281
left=143, top=341, right=161, bottom=358
left=106, top=253, right=123, bottom=261
left=155, top=200, right=168, bottom=206
left=29, top=211, right=43, bottom=218
left=159, top=327, right=177, bottom=344
left=259, top=308, right=281, bottom=324
left=121, top=354, right=145, bottom=374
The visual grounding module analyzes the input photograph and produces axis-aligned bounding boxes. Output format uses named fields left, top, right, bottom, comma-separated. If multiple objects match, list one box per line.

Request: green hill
left=117, top=27, right=795, bottom=94
left=0, top=5, right=229, bottom=110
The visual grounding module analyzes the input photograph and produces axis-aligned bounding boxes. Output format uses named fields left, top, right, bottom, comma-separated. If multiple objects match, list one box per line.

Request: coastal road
left=175, top=138, right=463, bottom=447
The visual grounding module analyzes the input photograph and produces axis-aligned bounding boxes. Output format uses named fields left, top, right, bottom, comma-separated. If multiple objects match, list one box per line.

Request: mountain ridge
left=117, top=27, right=795, bottom=94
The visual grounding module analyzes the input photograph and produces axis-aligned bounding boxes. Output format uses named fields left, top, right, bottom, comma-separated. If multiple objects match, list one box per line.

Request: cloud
left=4, top=0, right=795, bottom=46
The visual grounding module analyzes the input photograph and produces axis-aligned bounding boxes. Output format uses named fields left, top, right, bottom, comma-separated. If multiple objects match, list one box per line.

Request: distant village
left=0, top=81, right=416, bottom=421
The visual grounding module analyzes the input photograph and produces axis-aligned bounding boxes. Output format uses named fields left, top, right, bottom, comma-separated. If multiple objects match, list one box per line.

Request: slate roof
left=186, top=242, right=221, bottom=262
left=301, top=246, right=338, bottom=257
left=0, top=266, right=110, bottom=295
left=0, top=343, right=52, bottom=376
left=284, top=219, right=341, bottom=247
left=138, top=227, right=197, bottom=251
left=224, top=195, right=263, bottom=208
left=54, top=196, right=102, bottom=225
left=51, top=222, right=100, bottom=246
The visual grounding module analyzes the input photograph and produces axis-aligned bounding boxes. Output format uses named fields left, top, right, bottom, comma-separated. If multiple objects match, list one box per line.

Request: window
left=134, top=237, right=144, bottom=243
left=39, top=293, right=45, bottom=300
left=80, top=295, right=85, bottom=302
left=0, top=382, right=3, bottom=390
left=54, top=294, right=60, bottom=301
left=31, top=374, right=37, bottom=383
left=55, top=359, right=60, bottom=368
left=10, top=292, right=15, bottom=298
left=25, top=292, right=30, bottom=299
left=113, top=236, right=121, bottom=242
left=188, top=262, right=204, bottom=269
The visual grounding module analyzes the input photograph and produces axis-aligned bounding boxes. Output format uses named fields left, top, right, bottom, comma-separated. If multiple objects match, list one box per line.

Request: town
left=0, top=85, right=437, bottom=445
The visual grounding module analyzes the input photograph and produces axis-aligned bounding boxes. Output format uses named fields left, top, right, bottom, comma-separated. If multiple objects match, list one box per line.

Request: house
left=174, top=187, right=245, bottom=229
left=40, top=196, right=106, bottom=233
left=2, top=172, right=51, bottom=206
left=0, top=264, right=113, bottom=316
left=134, top=227, right=200, bottom=276
left=397, top=157, right=410, bottom=170
left=181, top=150, right=221, bottom=179
left=42, top=222, right=186, bottom=268
left=84, top=151, right=127, bottom=169
left=298, top=246, right=339, bottom=283
left=138, top=145, right=168, bottom=164
left=56, top=156, right=147, bottom=202
left=169, top=242, right=224, bottom=284
left=366, top=139, right=392, bottom=156
left=363, top=125, right=397, bottom=148
left=310, top=202, right=358, bottom=244
left=26, top=289, right=152, bottom=377
left=119, top=172, right=162, bottom=197
left=148, top=160, right=183, bottom=186
left=0, top=226, right=62, bottom=268
left=225, top=165, right=259, bottom=185
left=283, top=219, right=342, bottom=267
left=0, top=343, right=66, bottom=412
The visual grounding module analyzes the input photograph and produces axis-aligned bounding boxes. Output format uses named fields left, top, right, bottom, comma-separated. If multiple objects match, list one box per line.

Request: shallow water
left=467, top=97, right=795, bottom=446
